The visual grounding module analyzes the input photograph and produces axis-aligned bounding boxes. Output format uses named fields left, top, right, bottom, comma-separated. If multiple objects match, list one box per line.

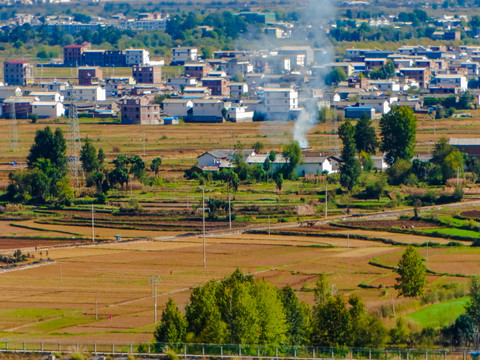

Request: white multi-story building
left=125, top=49, right=150, bottom=66
left=71, top=86, right=106, bottom=101
left=263, top=87, right=298, bottom=121
left=430, top=74, right=468, bottom=92
left=171, top=47, right=198, bottom=65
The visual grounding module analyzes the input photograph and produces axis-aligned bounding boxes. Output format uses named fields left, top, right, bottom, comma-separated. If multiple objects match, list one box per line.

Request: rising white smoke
left=292, top=0, right=336, bottom=148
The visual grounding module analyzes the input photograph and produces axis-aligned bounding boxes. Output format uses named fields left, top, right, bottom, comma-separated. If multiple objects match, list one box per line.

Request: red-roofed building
left=3, top=60, right=34, bottom=86
left=63, top=42, right=91, bottom=67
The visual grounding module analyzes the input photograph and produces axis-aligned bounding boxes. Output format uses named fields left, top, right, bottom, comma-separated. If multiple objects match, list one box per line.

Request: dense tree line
left=155, top=267, right=480, bottom=349
left=155, top=270, right=387, bottom=347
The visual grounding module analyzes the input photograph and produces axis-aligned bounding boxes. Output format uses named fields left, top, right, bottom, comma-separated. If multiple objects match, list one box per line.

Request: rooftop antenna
left=68, top=94, right=82, bottom=187
left=9, top=98, right=18, bottom=152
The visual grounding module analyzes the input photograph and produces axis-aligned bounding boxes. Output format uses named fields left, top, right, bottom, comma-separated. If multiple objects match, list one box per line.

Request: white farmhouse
left=163, top=98, right=193, bottom=118
left=29, top=91, right=64, bottom=102
left=32, top=101, right=65, bottom=118
left=297, top=155, right=333, bottom=176
left=71, top=86, right=106, bottom=101
left=226, top=106, right=253, bottom=122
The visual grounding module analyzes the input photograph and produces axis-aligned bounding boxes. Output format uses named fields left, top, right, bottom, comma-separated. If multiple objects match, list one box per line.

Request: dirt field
left=0, top=225, right=478, bottom=343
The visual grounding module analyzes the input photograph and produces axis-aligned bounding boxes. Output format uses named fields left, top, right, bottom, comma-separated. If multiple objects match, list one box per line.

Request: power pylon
left=328, top=112, right=339, bottom=155
left=68, top=97, right=82, bottom=187
left=9, top=99, right=18, bottom=152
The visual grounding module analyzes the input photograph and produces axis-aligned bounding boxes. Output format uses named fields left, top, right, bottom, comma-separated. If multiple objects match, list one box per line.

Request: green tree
left=282, top=141, right=302, bottom=180
left=394, top=246, right=427, bottom=297
left=186, top=280, right=227, bottom=343
left=151, top=157, right=162, bottom=177
left=313, top=294, right=352, bottom=346
left=254, top=279, right=288, bottom=345
left=129, top=155, right=146, bottom=179
left=252, top=141, right=264, bottom=153
left=432, top=137, right=465, bottom=183
left=354, top=114, right=378, bottom=154
left=80, top=138, right=99, bottom=174
left=280, top=285, right=312, bottom=345
left=154, top=298, right=188, bottom=343
left=314, top=273, right=332, bottom=306
left=27, top=126, right=68, bottom=177
left=325, top=67, right=347, bottom=85
left=380, top=106, right=417, bottom=165
left=97, top=148, right=106, bottom=167
left=339, top=120, right=361, bottom=190
left=274, top=172, right=283, bottom=191
left=390, top=317, right=409, bottom=345
left=466, top=275, right=480, bottom=344
left=217, top=271, right=260, bottom=344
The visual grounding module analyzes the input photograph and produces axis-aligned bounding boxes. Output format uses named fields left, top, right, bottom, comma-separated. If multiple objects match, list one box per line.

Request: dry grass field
left=0, top=225, right=478, bottom=343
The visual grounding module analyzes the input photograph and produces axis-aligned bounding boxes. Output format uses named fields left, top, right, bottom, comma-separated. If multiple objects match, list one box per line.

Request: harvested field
left=460, top=210, right=480, bottom=218
left=342, top=219, right=440, bottom=229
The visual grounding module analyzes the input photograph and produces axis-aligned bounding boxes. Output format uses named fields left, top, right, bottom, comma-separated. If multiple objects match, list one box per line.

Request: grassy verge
left=405, top=297, right=468, bottom=328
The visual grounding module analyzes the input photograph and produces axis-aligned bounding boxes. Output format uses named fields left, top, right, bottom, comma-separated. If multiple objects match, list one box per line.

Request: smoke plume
left=293, top=0, right=336, bottom=148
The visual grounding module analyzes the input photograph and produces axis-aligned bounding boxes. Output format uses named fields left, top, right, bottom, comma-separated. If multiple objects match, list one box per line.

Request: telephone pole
left=150, top=276, right=161, bottom=323
left=91, top=204, right=95, bottom=242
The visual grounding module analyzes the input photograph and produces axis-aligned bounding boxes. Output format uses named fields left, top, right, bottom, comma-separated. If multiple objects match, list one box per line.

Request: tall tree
left=282, top=141, right=302, bottom=180
left=27, top=126, right=68, bottom=177
left=254, top=280, right=288, bottom=346
left=150, top=157, right=162, bottom=177
left=217, top=272, right=260, bottom=344
left=154, top=298, right=188, bottom=343
left=80, top=138, right=99, bottom=174
left=432, top=137, right=465, bottom=183
left=339, top=120, right=361, bottom=190
left=380, top=106, right=417, bottom=165
left=394, top=246, right=426, bottom=297
left=186, top=280, right=227, bottom=343
left=280, top=285, right=312, bottom=345
left=354, top=114, right=378, bottom=154
left=312, top=294, right=352, bottom=346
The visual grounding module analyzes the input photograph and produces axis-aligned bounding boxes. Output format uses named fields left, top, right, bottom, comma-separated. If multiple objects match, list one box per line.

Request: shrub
left=165, top=349, right=178, bottom=360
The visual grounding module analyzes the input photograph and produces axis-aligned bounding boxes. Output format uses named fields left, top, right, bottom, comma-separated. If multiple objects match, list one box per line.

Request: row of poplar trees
left=154, top=270, right=387, bottom=347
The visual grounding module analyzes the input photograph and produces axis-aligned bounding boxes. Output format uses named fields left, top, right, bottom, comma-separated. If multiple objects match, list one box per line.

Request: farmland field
left=2, top=111, right=480, bottom=344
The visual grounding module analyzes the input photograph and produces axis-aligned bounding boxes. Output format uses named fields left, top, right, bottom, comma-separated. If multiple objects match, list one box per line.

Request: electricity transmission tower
left=328, top=113, right=339, bottom=155
left=68, top=97, right=82, bottom=187
left=9, top=99, right=18, bottom=152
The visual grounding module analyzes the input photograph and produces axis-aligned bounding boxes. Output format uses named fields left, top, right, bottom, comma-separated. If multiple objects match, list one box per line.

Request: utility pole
left=202, top=188, right=206, bottom=269
left=143, top=132, right=146, bottom=157
left=426, top=239, right=429, bottom=261
left=392, top=293, right=396, bottom=319
left=91, top=204, right=95, bottom=242
left=325, top=183, right=328, bottom=219
left=347, top=228, right=350, bottom=250
left=150, top=276, right=161, bottom=323
left=268, top=215, right=271, bottom=236
left=228, top=190, right=232, bottom=229
left=95, top=299, right=98, bottom=320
